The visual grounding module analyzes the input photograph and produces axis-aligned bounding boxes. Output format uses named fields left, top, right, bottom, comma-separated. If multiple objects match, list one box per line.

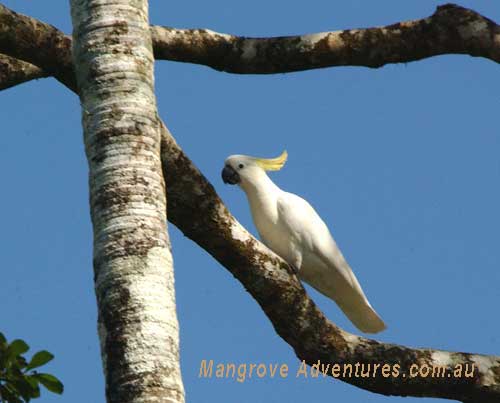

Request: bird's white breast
left=246, top=190, right=296, bottom=264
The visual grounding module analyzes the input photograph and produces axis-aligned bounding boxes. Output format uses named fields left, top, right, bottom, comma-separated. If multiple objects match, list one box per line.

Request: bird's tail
left=300, top=261, right=386, bottom=334
left=335, top=296, right=386, bottom=334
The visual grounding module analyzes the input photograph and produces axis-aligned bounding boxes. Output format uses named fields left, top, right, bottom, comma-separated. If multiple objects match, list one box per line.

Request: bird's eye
left=238, top=164, right=244, bottom=169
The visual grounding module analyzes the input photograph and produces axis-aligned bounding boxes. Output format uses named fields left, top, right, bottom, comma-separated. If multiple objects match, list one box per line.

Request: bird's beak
left=221, top=165, right=240, bottom=185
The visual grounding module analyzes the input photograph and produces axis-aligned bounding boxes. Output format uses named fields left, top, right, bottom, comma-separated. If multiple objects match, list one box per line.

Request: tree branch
left=0, top=3, right=498, bottom=87
left=1, top=4, right=500, bottom=401
left=0, top=54, right=47, bottom=90
left=0, top=5, right=74, bottom=90
left=151, top=3, right=500, bottom=73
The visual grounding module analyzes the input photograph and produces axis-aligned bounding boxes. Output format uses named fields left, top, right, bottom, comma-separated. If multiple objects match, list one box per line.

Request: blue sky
left=1, top=1, right=499, bottom=402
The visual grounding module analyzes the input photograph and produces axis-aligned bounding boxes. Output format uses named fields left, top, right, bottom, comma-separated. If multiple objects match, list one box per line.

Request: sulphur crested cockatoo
left=221, top=151, right=386, bottom=333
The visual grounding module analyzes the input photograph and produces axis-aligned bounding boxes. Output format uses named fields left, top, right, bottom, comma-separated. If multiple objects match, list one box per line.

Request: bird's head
left=221, top=150, right=288, bottom=187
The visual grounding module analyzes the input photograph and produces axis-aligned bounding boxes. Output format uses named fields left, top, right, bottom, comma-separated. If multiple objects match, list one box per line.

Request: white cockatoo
left=221, top=150, right=386, bottom=333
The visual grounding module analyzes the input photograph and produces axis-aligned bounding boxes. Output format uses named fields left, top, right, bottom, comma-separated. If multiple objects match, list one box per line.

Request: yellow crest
left=254, top=150, right=288, bottom=171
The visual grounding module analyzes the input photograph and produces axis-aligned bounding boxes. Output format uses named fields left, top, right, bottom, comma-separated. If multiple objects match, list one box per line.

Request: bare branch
left=0, top=4, right=75, bottom=90
left=1, top=3, right=498, bottom=90
left=0, top=54, right=47, bottom=90
left=1, top=4, right=500, bottom=401
left=151, top=4, right=500, bottom=73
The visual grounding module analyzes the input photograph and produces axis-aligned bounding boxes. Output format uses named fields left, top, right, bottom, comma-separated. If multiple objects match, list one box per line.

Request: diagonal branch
left=151, top=3, right=500, bottom=73
left=1, top=4, right=500, bottom=402
left=159, top=122, right=500, bottom=403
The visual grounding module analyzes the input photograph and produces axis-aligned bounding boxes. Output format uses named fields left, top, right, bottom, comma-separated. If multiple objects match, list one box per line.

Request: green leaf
left=33, top=373, right=63, bottom=394
left=25, top=376, right=41, bottom=398
left=10, top=377, right=34, bottom=402
left=0, top=332, right=7, bottom=346
left=26, top=351, right=54, bottom=371
left=7, top=340, right=29, bottom=357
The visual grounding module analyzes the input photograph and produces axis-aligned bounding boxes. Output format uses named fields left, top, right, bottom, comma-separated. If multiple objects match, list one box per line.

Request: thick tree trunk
left=69, top=1, right=184, bottom=402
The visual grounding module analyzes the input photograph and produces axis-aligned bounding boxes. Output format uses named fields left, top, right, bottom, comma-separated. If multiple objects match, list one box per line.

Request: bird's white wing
left=277, top=192, right=386, bottom=333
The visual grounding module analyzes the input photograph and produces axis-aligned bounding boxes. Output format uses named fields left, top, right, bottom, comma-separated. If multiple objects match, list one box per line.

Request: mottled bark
left=0, top=5, right=74, bottom=89
left=152, top=3, right=499, bottom=72
left=0, top=54, right=46, bottom=91
left=0, top=3, right=498, bottom=83
left=1, top=2, right=500, bottom=402
left=70, top=1, right=184, bottom=403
